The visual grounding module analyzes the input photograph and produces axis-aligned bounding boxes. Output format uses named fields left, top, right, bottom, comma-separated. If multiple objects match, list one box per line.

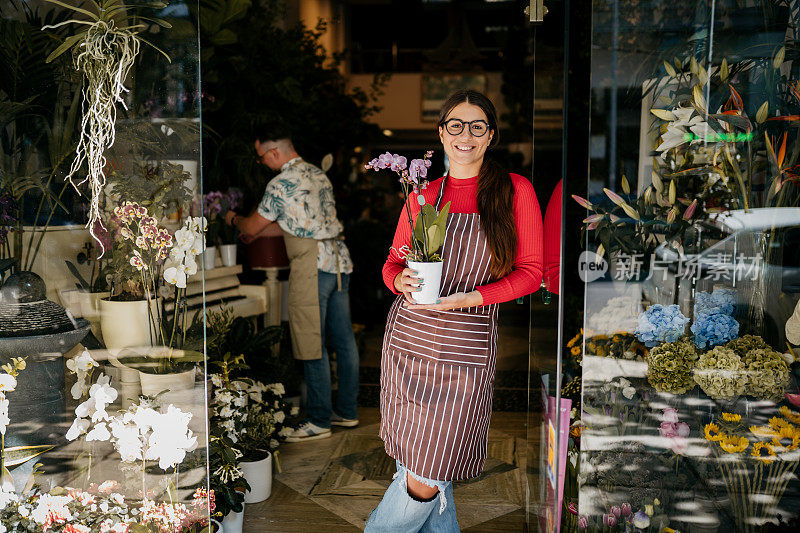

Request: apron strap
left=434, top=175, right=448, bottom=211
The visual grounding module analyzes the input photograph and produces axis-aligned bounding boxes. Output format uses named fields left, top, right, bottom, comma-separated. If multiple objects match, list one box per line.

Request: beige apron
left=282, top=231, right=322, bottom=360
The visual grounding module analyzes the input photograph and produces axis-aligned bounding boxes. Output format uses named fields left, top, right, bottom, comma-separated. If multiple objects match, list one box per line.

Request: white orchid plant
left=66, top=355, right=198, bottom=473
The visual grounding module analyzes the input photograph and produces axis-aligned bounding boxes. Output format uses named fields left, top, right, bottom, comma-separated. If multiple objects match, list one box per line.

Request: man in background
left=225, top=123, right=359, bottom=442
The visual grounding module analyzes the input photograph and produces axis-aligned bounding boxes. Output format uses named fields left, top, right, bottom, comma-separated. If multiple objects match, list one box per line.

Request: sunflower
left=704, top=423, right=724, bottom=442
left=722, top=412, right=742, bottom=423
left=719, top=435, right=749, bottom=453
left=779, top=406, right=800, bottom=425
left=570, top=346, right=581, bottom=356
left=752, top=442, right=776, bottom=463
left=769, top=417, right=791, bottom=431
left=771, top=432, right=800, bottom=451
left=750, top=425, right=780, bottom=438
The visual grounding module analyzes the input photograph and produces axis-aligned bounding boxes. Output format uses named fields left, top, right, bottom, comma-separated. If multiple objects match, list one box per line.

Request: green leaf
left=650, top=108, right=676, bottom=121
left=774, top=46, right=786, bottom=69
left=663, top=60, right=676, bottom=77
left=756, top=101, right=769, bottom=124
left=43, top=0, right=100, bottom=21
left=720, top=58, right=729, bottom=82
left=211, top=28, right=237, bottom=46
left=45, top=31, right=87, bottom=63
left=4, top=445, right=55, bottom=468
left=65, top=260, right=90, bottom=290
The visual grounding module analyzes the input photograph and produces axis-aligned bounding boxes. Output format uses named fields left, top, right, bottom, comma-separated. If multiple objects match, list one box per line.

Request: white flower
left=0, top=489, right=17, bottom=509
left=291, top=406, right=299, bottom=416
left=31, top=494, right=73, bottom=525
left=0, top=395, right=8, bottom=435
left=622, top=387, right=636, bottom=399
left=75, top=397, right=95, bottom=419
left=89, top=374, right=118, bottom=414
left=232, top=394, right=247, bottom=408
left=184, top=257, right=198, bottom=276
left=86, top=422, right=111, bottom=442
left=66, top=351, right=98, bottom=374
left=66, top=418, right=91, bottom=441
left=274, top=411, right=285, bottom=423
left=70, top=380, right=89, bottom=401
left=268, top=383, right=285, bottom=396
left=190, top=216, right=207, bottom=233
left=173, top=227, right=195, bottom=251
left=163, top=266, right=186, bottom=288
left=219, top=406, right=234, bottom=419
left=18, top=505, right=29, bottom=517
left=210, top=374, right=223, bottom=387
left=0, top=374, right=16, bottom=392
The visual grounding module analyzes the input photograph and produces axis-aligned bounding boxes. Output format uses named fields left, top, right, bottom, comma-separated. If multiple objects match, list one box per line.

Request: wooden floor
left=243, top=408, right=529, bottom=532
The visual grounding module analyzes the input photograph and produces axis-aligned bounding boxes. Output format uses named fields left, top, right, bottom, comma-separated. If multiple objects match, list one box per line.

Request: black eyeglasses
left=441, top=119, right=490, bottom=137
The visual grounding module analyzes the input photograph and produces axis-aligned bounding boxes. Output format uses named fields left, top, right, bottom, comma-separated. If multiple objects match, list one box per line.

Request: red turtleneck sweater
left=382, top=173, right=544, bottom=306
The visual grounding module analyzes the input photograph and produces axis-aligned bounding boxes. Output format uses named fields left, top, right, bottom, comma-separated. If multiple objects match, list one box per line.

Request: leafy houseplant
left=366, top=151, right=451, bottom=304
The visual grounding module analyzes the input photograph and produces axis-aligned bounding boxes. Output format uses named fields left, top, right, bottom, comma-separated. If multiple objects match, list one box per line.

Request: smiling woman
left=366, top=90, right=544, bottom=532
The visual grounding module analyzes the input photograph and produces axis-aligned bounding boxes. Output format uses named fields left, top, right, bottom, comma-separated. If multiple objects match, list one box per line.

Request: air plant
left=41, top=0, right=171, bottom=256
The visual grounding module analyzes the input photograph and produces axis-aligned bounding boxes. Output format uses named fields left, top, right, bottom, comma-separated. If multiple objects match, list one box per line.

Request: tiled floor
left=243, top=408, right=529, bottom=532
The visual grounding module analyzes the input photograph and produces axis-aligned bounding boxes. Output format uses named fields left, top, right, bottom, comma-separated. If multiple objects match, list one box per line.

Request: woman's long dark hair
left=437, top=90, right=516, bottom=279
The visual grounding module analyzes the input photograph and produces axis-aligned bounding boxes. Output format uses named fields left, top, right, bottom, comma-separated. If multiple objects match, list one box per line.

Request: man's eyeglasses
left=441, top=119, right=490, bottom=137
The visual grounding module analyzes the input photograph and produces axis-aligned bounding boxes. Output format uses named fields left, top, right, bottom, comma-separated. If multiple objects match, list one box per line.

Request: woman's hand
left=394, top=268, right=423, bottom=304
left=404, top=291, right=483, bottom=311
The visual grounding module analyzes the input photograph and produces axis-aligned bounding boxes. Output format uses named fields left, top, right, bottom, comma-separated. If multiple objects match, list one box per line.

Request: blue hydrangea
left=694, top=289, right=736, bottom=317
left=691, top=312, right=740, bottom=348
left=635, top=304, right=690, bottom=347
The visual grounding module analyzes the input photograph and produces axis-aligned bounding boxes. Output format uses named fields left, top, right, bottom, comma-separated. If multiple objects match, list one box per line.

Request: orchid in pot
left=101, top=202, right=206, bottom=387
left=366, top=151, right=451, bottom=304
left=203, top=190, right=242, bottom=268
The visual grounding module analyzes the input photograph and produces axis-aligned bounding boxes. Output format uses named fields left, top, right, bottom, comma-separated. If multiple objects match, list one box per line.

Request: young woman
left=364, top=90, right=544, bottom=531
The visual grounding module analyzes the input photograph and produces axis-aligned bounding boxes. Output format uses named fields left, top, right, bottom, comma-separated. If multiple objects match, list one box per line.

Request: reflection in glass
left=573, top=1, right=800, bottom=530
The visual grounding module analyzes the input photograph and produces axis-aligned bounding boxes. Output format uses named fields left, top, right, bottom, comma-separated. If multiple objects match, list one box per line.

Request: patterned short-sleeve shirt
left=257, top=158, right=353, bottom=274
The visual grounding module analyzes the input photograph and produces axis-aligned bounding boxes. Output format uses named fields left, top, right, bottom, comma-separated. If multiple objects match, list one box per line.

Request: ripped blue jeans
left=364, top=461, right=459, bottom=533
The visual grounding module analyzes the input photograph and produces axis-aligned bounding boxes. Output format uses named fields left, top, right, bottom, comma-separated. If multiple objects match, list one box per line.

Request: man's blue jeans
left=303, top=271, right=359, bottom=429
left=364, top=461, right=459, bottom=532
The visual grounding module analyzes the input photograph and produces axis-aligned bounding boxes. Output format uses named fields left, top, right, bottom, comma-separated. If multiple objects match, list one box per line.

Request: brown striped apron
left=379, top=177, right=498, bottom=482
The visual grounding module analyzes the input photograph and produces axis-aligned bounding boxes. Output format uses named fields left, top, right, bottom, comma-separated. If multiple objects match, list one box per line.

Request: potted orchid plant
left=204, top=190, right=242, bottom=268
left=366, top=151, right=451, bottom=304
left=100, top=201, right=207, bottom=394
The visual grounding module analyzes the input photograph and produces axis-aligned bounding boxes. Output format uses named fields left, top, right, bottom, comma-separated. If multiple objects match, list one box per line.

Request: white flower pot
left=204, top=246, right=218, bottom=270
left=99, top=298, right=159, bottom=350
left=221, top=508, right=244, bottom=533
left=406, top=260, right=443, bottom=305
left=210, top=519, right=223, bottom=533
left=242, top=453, right=272, bottom=503
left=219, top=244, right=237, bottom=267
left=138, top=368, right=196, bottom=396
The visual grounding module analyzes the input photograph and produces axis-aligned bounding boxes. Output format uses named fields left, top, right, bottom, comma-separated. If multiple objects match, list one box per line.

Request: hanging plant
left=42, top=0, right=171, bottom=255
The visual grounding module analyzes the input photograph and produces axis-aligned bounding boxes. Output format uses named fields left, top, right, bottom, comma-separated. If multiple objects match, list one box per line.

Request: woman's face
left=438, top=102, right=494, bottom=172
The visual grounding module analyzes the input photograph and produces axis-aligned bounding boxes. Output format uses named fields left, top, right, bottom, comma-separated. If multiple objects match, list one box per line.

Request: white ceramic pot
left=204, top=246, right=218, bottom=270
left=242, top=453, right=272, bottom=503
left=210, top=519, right=223, bottom=533
left=221, top=508, right=244, bottom=533
left=219, top=244, right=237, bottom=267
left=406, top=260, right=443, bottom=305
left=138, top=368, right=196, bottom=396
left=99, top=298, right=159, bottom=350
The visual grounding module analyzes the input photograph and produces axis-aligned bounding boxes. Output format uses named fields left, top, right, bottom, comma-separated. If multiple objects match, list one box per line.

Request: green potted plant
left=204, top=189, right=242, bottom=268
left=366, top=151, right=450, bottom=304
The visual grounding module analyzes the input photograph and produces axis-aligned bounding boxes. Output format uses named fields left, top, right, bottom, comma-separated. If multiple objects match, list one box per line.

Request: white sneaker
left=283, top=421, right=332, bottom=442
left=331, top=412, right=359, bottom=428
